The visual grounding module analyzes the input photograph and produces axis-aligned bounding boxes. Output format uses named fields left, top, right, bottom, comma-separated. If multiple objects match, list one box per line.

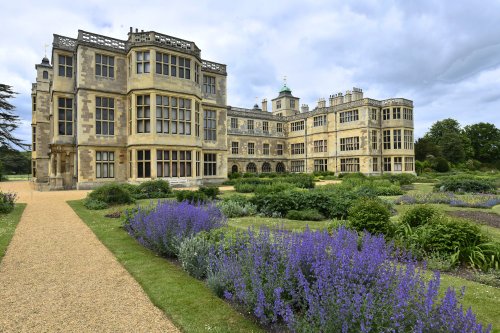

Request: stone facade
left=31, top=28, right=415, bottom=190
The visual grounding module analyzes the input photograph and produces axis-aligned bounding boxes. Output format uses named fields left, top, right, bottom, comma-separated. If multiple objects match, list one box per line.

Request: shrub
left=382, top=173, right=417, bottom=185
left=286, top=209, right=325, bottom=221
left=433, top=157, right=450, bottom=172
left=83, top=197, right=108, bottom=210
left=400, top=205, right=439, bottom=228
left=234, top=183, right=256, bottom=193
left=198, top=186, right=220, bottom=199
left=124, top=200, right=226, bottom=257
left=175, top=190, right=208, bottom=204
left=178, top=233, right=212, bottom=279
left=434, top=176, right=496, bottom=194
left=209, top=227, right=491, bottom=332
left=228, top=172, right=242, bottom=180
left=87, top=183, right=134, bottom=205
left=217, top=199, right=257, bottom=218
left=253, top=182, right=296, bottom=195
left=136, top=180, right=171, bottom=199
left=0, top=191, right=17, bottom=214
left=348, top=198, right=392, bottom=236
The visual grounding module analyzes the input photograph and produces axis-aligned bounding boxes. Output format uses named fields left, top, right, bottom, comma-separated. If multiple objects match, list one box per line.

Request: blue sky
left=1, top=0, right=500, bottom=148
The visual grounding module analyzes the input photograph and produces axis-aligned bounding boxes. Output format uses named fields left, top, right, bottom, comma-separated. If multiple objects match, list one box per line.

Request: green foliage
left=253, top=182, right=296, bottom=195
left=178, top=233, right=212, bottom=279
left=434, top=176, right=495, bottom=193
left=198, top=186, right=220, bottom=199
left=433, top=157, right=450, bottom=172
left=174, top=190, right=208, bottom=203
left=228, top=172, right=242, bottom=180
left=83, top=197, right=108, bottom=210
left=217, top=199, right=257, bottom=218
left=381, top=173, right=417, bottom=185
left=0, top=191, right=16, bottom=214
left=464, top=122, right=500, bottom=164
left=0, top=84, right=28, bottom=149
left=0, top=146, right=30, bottom=177
left=400, top=205, right=439, bottom=228
left=415, top=137, right=442, bottom=161
left=347, top=198, right=392, bottom=236
left=135, top=180, right=172, bottom=199
left=285, top=209, right=325, bottom=221
left=234, top=183, right=256, bottom=193
left=87, top=183, right=135, bottom=205
left=233, top=174, right=315, bottom=193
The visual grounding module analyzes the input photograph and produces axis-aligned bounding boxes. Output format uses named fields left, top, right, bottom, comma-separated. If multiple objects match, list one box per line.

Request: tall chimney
left=262, top=98, right=268, bottom=112
left=317, top=98, right=326, bottom=108
left=344, top=90, right=352, bottom=103
left=301, top=104, right=309, bottom=113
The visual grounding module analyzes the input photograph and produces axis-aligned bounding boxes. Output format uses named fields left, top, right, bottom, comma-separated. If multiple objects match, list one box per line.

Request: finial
left=44, top=43, right=49, bottom=57
left=283, top=75, right=287, bottom=85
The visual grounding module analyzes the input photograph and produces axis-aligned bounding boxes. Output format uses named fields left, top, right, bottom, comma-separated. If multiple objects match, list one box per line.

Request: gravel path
left=0, top=181, right=179, bottom=333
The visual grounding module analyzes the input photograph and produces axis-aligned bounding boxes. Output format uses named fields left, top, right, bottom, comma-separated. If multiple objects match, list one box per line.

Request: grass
left=0, top=204, right=26, bottom=262
left=68, top=200, right=263, bottom=333
left=228, top=216, right=331, bottom=231
left=2, top=174, right=30, bottom=181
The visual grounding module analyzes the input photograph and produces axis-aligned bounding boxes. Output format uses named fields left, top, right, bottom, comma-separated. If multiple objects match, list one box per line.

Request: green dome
left=280, top=83, right=292, bottom=94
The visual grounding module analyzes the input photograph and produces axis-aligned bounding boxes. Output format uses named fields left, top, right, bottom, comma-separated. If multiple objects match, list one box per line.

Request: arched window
left=231, top=165, right=238, bottom=173
left=262, top=162, right=271, bottom=173
left=276, top=162, right=285, bottom=173
left=246, top=162, right=257, bottom=173
left=43, top=71, right=48, bottom=79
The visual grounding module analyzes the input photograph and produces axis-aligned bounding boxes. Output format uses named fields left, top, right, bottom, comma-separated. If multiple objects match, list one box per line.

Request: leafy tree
left=464, top=122, right=500, bottom=163
left=0, top=84, right=27, bottom=149
left=440, top=132, right=467, bottom=164
left=425, top=118, right=462, bottom=143
left=0, top=146, right=31, bottom=175
left=424, top=118, right=472, bottom=163
left=414, top=137, right=441, bottom=161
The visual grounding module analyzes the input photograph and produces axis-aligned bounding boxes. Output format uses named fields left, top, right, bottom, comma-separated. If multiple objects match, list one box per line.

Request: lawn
left=68, top=200, right=263, bottom=333
left=0, top=204, right=26, bottom=261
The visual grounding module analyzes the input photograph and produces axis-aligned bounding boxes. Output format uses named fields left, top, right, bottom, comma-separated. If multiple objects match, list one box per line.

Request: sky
left=1, top=0, right=500, bottom=148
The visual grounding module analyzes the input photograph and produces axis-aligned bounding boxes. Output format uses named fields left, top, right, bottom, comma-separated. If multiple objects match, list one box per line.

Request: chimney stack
left=301, top=104, right=309, bottom=113
left=352, top=87, right=363, bottom=101
left=317, top=98, right=326, bottom=108
left=262, top=98, right=268, bottom=112
left=344, top=90, right=352, bottom=103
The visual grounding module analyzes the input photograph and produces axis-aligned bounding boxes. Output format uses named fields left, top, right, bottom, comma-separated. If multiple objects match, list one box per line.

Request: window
left=204, top=154, right=217, bottom=176
left=95, top=54, right=114, bottom=78
left=291, top=160, right=305, bottom=172
left=373, top=157, right=378, bottom=172
left=382, top=108, right=390, bottom=120
left=313, top=115, right=327, bottom=127
left=96, top=97, right=114, bottom=135
left=196, top=151, right=201, bottom=176
left=393, top=107, right=401, bottom=119
left=276, top=162, right=286, bottom=173
left=339, top=110, right=359, bottom=123
left=340, top=137, right=360, bottom=151
left=43, top=71, right=48, bottom=79
left=372, top=130, right=378, bottom=150
left=393, top=129, right=402, bottom=149
left=203, top=75, right=216, bottom=94
left=291, top=143, right=305, bottom=155
left=383, top=130, right=391, bottom=149
left=32, top=127, right=36, bottom=151
left=195, top=102, right=200, bottom=137
left=136, top=51, right=150, bottom=74
left=170, top=97, right=191, bottom=135
left=340, top=158, right=360, bottom=173
left=137, top=150, right=151, bottom=178
left=231, top=165, right=238, bottom=173
left=129, top=151, right=132, bottom=178
left=156, top=95, right=170, bottom=133
left=195, top=63, right=200, bottom=84
left=371, top=108, right=377, bottom=120
left=277, top=143, right=283, bottom=155
left=277, top=123, right=283, bottom=133
left=247, top=119, right=254, bottom=132
left=384, top=157, right=391, bottom=171
left=231, top=142, right=239, bottom=154
left=157, top=150, right=192, bottom=177
left=128, top=96, right=132, bottom=135
left=314, top=159, right=328, bottom=172
left=179, top=57, right=191, bottom=79
left=276, top=100, right=281, bottom=109
left=263, top=121, right=269, bottom=133
left=290, top=100, right=296, bottom=108
left=32, top=96, right=36, bottom=112
left=58, top=97, right=73, bottom=135
left=262, top=162, right=271, bottom=173
left=32, top=161, right=36, bottom=178
left=248, top=142, right=255, bottom=155
left=136, top=95, right=150, bottom=133
left=405, top=157, right=414, bottom=171
left=403, top=108, right=413, bottom=120
left=394, top=157, right=403, bottom=171
left=204, top=110, right=216, bottom=140
left=170, top=55, right=177, bottom=76
left=155, top=52, right=169, bottom=75
left=291, top=120, right=305, bottom=131
left=404, top=130, right=414, bottom=149
left=231, top=117, right=238, bottom=129
left=263, top=143, right=270, bottom=155
left=58, top=55, right=72, bottom=77
left=313, top=140, right=327, bottom=152
left=96, top=151, right=114, bottom=178
left=246, top=162, right=257, bottom=173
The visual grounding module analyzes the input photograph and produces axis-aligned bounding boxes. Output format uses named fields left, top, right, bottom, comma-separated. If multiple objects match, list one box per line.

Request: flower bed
left=394, top=192, right=500, bottom=208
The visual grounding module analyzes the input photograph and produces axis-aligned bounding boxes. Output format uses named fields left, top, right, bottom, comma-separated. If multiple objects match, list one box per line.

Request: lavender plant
left=124, top=200, right=226, bottom=257
left=209, top=227, right=491, bottom=333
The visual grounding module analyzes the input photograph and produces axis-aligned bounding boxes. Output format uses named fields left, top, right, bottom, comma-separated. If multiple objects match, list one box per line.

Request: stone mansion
left=31, top=28, right=415, bottom=190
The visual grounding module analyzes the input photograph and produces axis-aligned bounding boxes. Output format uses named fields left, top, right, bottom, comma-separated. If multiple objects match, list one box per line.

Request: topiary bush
left=87, top=183, right=134, bottom=205
left=0, top=191, right=17, bottom=214
left=83, top=197, right=109, bottom=210
left=136, top=180, right=172, bottom=199
left=175, top=190, right=208, bottom=204
left=400, top=205, right=440, bottom=228
left=286, top=209, right=325, bottom=221
left=348, top=198, right=392, bottom=236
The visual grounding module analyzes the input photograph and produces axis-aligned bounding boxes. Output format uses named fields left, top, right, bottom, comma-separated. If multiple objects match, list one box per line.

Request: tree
left=0, top=84, right=28, bottom=149
left=464, top=122, right=500, bottom=163
left=424, top=118, right=472, bottom=163
left=425, top=118, right=462, bottom=143
left=414, top=137, right=441, bottom=161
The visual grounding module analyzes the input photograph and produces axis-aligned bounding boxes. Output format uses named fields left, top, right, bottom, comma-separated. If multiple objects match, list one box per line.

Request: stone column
left=73, top=152, right=78, bottom=177
left=49, top=153, right=54, bottom=177
left=56, top=153, right=62, bottom=177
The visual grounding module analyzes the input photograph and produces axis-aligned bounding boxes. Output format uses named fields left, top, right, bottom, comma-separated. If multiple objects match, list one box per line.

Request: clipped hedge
left=87, top=183, right=135, bottom=205
left=434, top=176, right=496, bottom=193
left=348, top=198, right=392, bottom=236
